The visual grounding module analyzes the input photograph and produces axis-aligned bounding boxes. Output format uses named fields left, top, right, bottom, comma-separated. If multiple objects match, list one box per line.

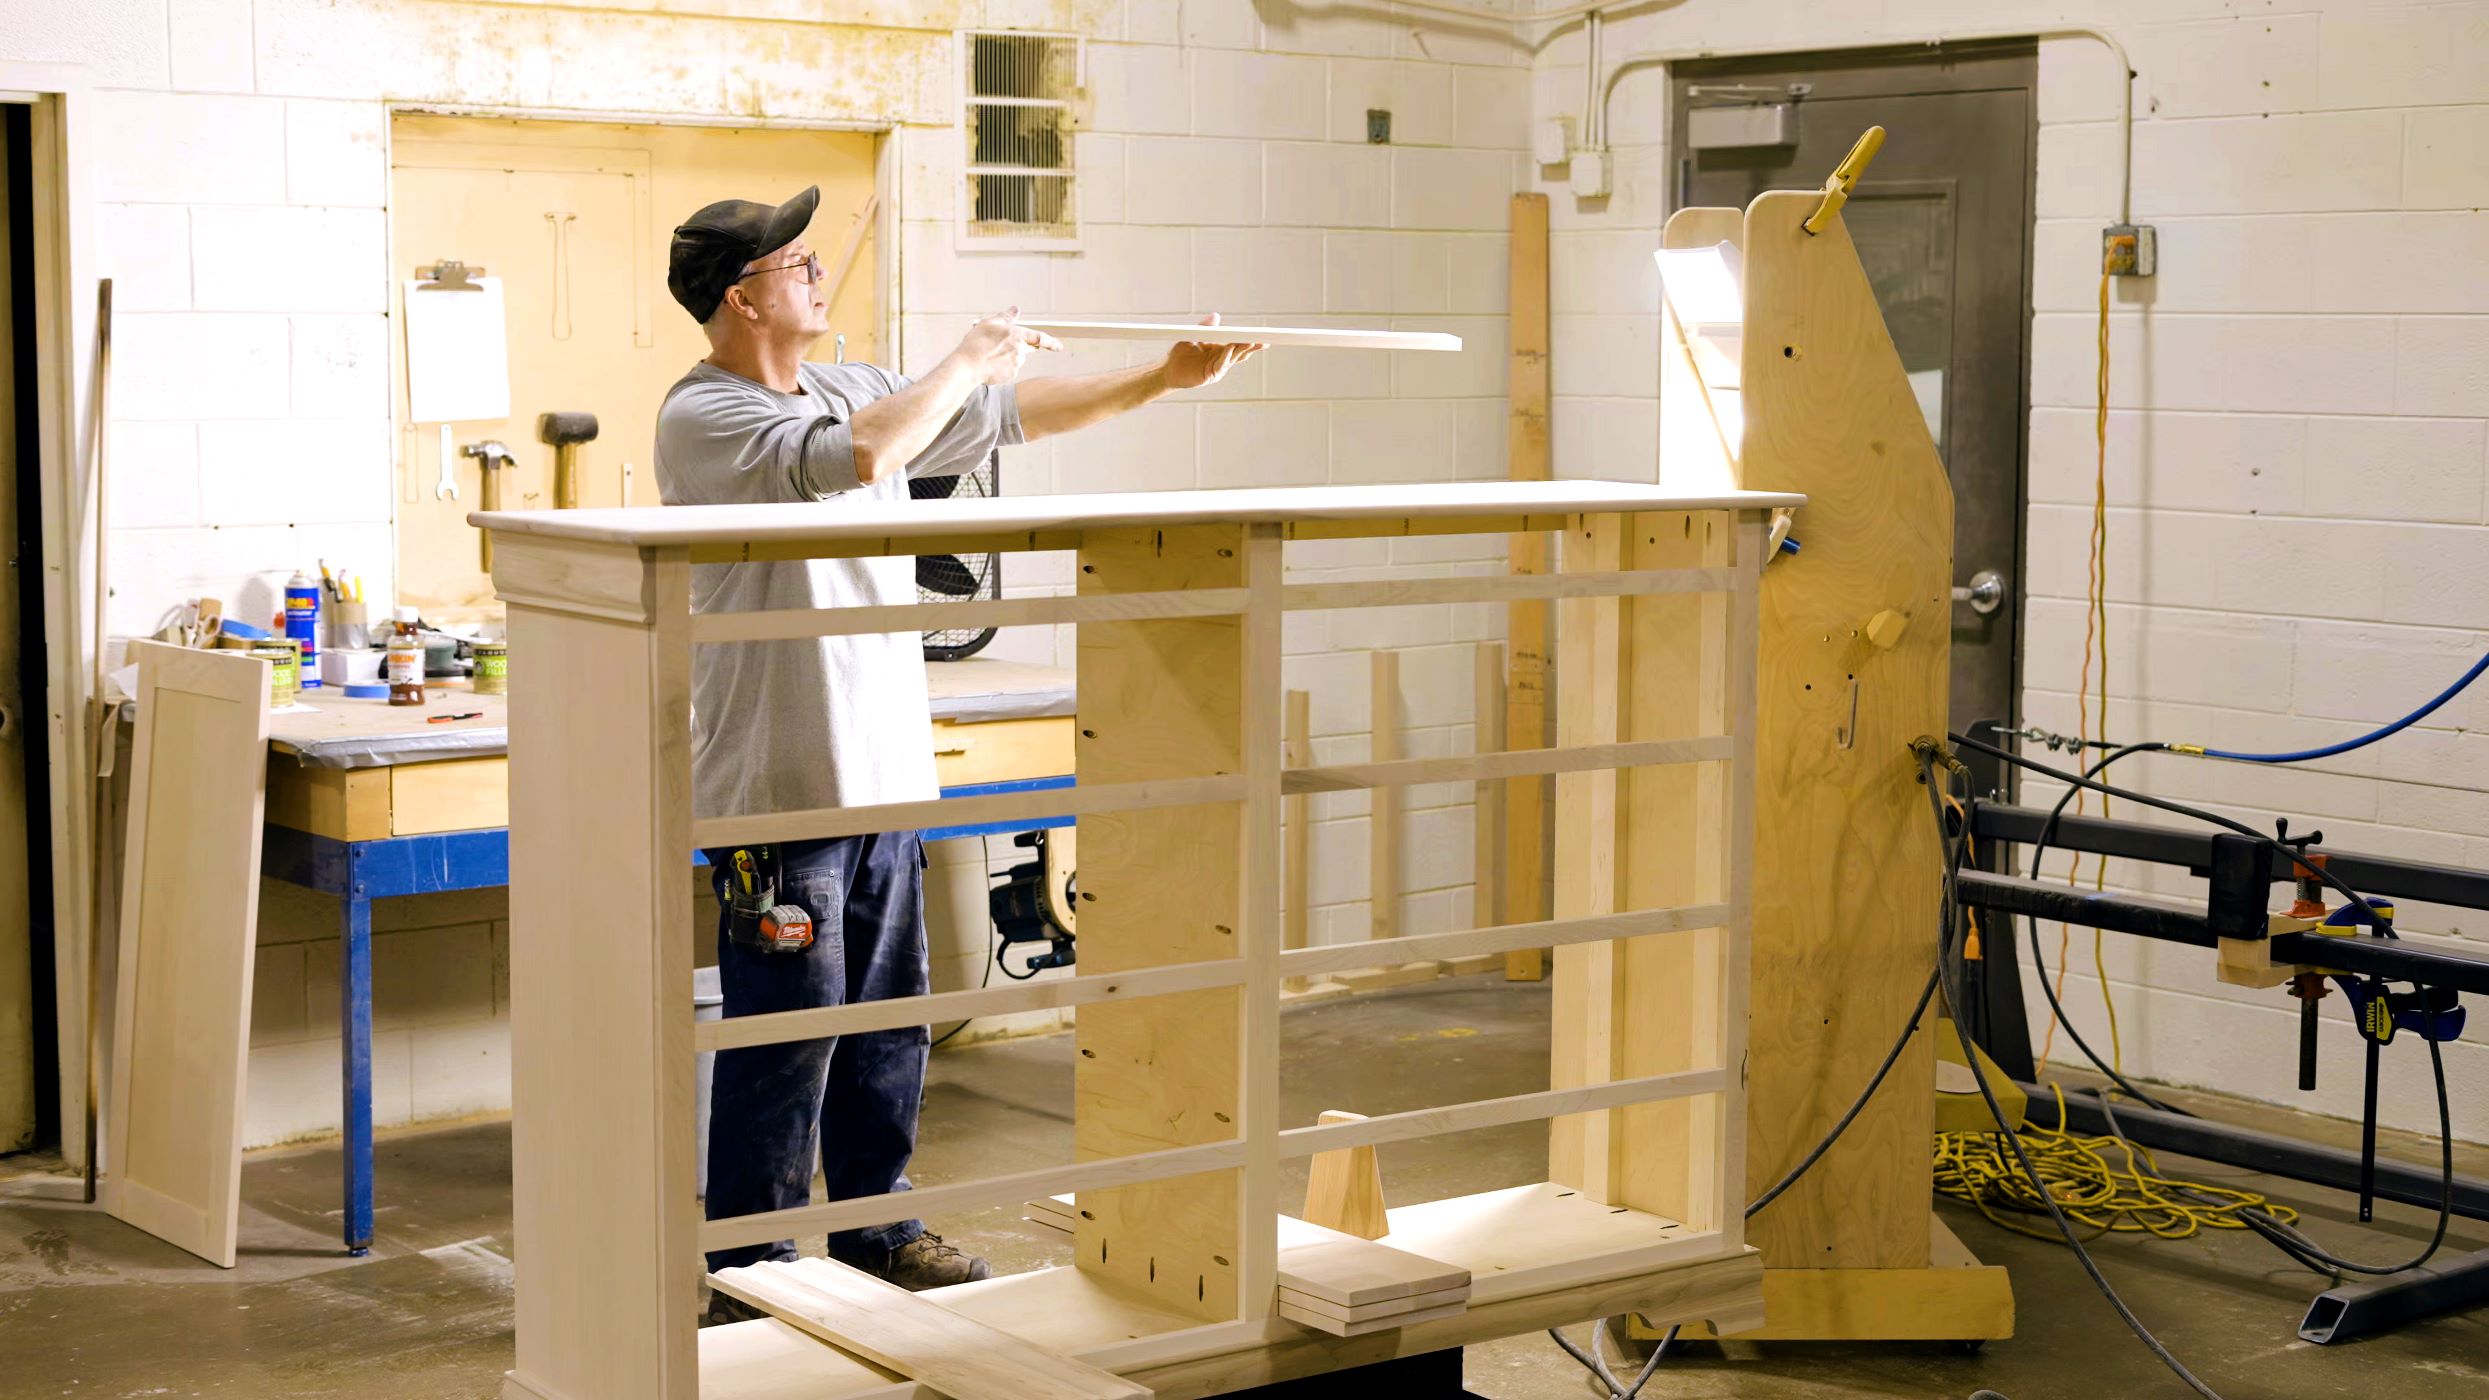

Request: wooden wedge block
left=710, top=1257, right=1148, bottom=1400
left=1276, top=1296, right=1472, bottom=1337
left=1301, top=1110, right=1389, bottom=1240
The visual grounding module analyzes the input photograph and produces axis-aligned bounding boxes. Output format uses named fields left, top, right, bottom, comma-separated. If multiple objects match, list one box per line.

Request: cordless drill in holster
left=725, top=845, right=815, bottom=954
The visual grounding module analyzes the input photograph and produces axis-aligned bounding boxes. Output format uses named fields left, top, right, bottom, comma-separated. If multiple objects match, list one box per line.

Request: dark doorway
left=1670, top=41, right=2036, bottom=791
left=2, top=103, right=55, bottom=1155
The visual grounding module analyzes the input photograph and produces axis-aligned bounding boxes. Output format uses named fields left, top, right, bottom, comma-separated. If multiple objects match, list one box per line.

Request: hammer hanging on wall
left=461, top=440, right=516, bottom=570
left=537, top=412, right=598, bottom=511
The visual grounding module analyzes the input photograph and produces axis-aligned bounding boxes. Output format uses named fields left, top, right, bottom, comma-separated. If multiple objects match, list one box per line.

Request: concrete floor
left=4, top=978, right=2487, bottom=1398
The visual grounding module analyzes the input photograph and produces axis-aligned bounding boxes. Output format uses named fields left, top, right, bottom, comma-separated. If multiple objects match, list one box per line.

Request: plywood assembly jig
left=478, top=474, right=1792, bottom=1399
left=1595, top=132, right=2014, bottom=1344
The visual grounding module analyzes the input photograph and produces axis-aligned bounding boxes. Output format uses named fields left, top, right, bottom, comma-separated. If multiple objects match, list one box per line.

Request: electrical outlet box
left=2103, top=223, right=2156, bottom=277
left=1366, top=108, right=1391, bottom=145
left=1569, top=147, right=1612, bottom=198
left=1533, top=116, right=1574, bottom=166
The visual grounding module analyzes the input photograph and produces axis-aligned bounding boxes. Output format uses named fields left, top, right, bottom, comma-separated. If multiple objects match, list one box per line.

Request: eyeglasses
left=738, top=253, right=823, bottom=286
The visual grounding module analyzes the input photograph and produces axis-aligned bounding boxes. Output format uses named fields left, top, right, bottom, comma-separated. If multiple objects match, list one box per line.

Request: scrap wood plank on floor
left=710, top=1256, right=1149, bottom=1400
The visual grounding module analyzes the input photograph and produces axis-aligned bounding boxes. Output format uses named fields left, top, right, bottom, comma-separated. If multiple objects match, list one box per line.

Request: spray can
left=284, top=569, right=322, bottom=688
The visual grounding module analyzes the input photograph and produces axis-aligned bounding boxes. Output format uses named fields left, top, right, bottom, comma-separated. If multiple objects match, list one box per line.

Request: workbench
left=251, top=657, right=1075, bottom=1255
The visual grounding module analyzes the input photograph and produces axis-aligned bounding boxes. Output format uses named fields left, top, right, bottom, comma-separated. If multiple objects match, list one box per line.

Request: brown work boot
left=700, top=1288, right=771, bottom=1328
left=870, top=1233, right=992, bottom=1291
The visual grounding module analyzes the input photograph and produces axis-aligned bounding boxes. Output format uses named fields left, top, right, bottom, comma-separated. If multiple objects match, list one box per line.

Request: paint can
left=252, top=641, right=300, bottom=708
left=470, top=642, right=509, bottom=695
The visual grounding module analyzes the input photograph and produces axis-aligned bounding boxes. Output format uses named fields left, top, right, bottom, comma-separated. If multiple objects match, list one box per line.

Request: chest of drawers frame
left=478, top=479, right=1796, bottom=1399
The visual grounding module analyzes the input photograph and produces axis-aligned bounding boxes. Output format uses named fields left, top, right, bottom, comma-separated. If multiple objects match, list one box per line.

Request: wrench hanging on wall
left=544, top=210, right=576, bottom=342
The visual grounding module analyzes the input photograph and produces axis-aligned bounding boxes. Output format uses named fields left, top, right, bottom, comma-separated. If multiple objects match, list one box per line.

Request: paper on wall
left=404, top=277, right=512, bottom=423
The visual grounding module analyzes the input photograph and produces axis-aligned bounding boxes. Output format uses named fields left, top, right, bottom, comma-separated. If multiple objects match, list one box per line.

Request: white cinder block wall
left=940, top=3, right=1530, bottom=966
left=1530, top=0, right=2489, bottom=1144
left=37, top=0, right=1526, bottom=1144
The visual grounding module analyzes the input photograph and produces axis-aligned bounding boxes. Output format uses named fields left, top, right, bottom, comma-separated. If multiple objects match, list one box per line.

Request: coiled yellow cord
left=1935, top=1085, right=2299, bottom=1243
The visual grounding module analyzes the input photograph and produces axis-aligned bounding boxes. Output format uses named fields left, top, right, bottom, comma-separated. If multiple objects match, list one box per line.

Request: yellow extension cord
left=1934, top=1084, right=2299, bottom=1244
left=2038, top=267, right=2126, bottom=1077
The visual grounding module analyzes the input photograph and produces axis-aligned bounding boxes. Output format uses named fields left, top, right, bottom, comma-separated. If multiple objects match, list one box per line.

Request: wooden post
left=1341, top=650, right=1437, bottom=992
left=1283, top=688, right=1312, bottom=994
left=1238, top=524, right=1286, bottom=1319
left=1368, top=649, right=1398, bottom=944
left=1505, top=192, right=1552, bottom=982
left=499, top=536, right=698, bottom=1400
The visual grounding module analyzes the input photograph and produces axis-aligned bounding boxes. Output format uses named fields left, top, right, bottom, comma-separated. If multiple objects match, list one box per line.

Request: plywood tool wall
left=388, top=116, right=881, bottom=617
left=105, top=643, right=271, bottom=1267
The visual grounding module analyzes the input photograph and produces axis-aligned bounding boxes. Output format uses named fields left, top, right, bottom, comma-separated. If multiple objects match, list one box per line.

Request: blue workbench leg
left=341, top=891, right=375, bottom=1256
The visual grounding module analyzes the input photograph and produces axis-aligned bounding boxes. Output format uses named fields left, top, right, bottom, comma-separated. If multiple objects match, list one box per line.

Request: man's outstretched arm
left=849, top=310, right=1058, bottom=483
left=1016, top=314, right=1265, bottom=442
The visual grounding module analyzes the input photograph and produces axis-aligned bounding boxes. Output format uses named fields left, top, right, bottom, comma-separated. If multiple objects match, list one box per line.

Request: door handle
left=1952, top=569, right=2006, bottom=617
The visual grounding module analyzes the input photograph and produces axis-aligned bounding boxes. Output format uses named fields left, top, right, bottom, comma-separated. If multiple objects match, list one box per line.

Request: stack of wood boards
left=1023, top=1196, right=1473, bottom=1337
left=710, top=1256, right=1148, bottom=1400
left=1270, top=1229, right=1471, bottom=1335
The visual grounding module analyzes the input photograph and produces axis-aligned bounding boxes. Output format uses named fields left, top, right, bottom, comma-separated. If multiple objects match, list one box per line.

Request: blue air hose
left=2182, top=649, right=2489, bottom=764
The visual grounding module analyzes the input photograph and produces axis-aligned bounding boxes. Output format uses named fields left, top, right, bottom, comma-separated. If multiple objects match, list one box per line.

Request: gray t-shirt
left=653, top=360, right=1022, bottom=822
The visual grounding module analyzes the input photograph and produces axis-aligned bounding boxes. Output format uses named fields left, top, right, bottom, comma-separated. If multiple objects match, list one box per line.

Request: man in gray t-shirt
left=658, top=186, right=1260, bottom=1310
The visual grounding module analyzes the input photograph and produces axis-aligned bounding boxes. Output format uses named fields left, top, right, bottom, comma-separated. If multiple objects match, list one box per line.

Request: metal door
left=1672, top=43, right=2036, bottom=770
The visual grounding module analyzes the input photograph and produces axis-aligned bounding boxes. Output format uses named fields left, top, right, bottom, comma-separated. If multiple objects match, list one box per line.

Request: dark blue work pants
left=702, top=830, right=930, bottom=1273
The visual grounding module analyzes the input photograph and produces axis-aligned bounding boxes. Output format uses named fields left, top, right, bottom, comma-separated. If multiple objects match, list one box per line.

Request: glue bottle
left=284, top=569, right=322, bottom=688
left=386, top=607, right=426, bottom=707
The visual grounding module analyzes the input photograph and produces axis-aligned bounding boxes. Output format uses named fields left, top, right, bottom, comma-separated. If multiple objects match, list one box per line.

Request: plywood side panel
left=1073, top=526, right=1245, bottom=1322
left=1545, top=513, right=1623, bottom=1198
left=1609, top=511, right=1729, bottom=1230
left=105, top=643, right=269, bottom=1268
left=1734, top=190, right=1952, bottom=1270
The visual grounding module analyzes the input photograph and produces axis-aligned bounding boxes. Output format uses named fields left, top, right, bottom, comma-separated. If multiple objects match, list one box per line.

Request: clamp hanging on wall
left=414, top=259, right=489, bottom=290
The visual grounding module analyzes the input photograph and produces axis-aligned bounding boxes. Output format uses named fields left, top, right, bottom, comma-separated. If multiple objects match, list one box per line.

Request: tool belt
left=724, top=845, right=815, bottom=954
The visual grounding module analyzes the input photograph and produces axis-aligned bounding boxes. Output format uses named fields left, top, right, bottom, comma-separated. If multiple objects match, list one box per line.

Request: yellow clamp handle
left=1803, top=125, right=1887, bottom=236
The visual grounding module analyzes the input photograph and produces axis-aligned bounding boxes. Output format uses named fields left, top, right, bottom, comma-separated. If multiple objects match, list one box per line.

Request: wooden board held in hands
left=709, top=1257, right=1148, bottom=1400
left=1018, top=319, right=1462, bottom=352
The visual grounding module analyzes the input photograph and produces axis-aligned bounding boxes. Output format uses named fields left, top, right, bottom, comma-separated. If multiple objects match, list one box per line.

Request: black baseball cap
left=666, top=185, right=820, bottom=322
